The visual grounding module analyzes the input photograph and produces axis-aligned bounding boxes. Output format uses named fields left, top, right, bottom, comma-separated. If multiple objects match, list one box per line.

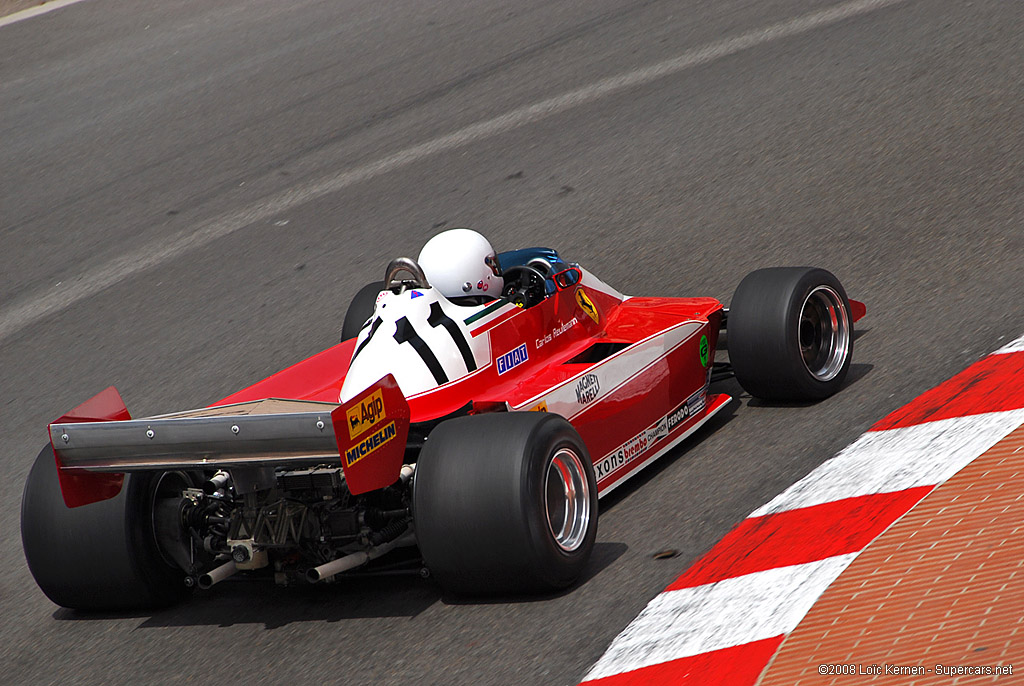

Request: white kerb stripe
left=752, top=409, right=1024, bottom=517
left=994, top=334, right=1024, bottom=355
left=582, top=555, right=856, bottom=681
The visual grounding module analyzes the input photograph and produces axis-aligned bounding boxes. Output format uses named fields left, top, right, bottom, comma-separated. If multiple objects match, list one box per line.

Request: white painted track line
left=0, top=0, right=909, bottom=342
left=0, top=0, right=91, bottom=29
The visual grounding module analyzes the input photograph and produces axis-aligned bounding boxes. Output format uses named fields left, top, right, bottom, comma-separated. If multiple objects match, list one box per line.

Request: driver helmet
left=417, top=228, right=502, bottom=300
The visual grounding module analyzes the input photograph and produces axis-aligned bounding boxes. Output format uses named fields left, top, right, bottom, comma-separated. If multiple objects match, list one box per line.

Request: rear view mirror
left=552, top=267, right=582, bottom=290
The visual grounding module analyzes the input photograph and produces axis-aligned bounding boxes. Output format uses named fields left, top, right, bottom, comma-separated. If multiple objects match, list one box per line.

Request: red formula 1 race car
left=21, top=230, right=864, bottom=610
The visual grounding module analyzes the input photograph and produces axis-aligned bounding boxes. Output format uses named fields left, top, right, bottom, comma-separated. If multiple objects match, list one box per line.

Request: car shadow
left=437, top=540, right=629, bottom=606
left=50, top=541, right=630, bottom=627
left=53, top=572, right=442, bottom=629
left=744, top=362, right=874, bottom=408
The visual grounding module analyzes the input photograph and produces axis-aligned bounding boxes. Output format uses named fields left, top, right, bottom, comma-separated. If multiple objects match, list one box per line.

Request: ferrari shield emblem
left=575, top=288, right=600, bottom=324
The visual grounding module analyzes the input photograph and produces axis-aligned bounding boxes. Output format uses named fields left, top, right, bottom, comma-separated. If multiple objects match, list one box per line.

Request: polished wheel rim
left=798, top=285, right=850, bottom=382
left=544, top=447, right=591, bottom=552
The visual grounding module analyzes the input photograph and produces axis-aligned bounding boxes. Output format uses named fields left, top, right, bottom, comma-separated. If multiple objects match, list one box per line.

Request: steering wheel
left=502, top=264, right=548, bottom=308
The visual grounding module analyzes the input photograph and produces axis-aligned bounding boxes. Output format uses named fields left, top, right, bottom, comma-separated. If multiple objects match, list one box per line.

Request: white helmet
left=417, top=228, right=502, bottom=300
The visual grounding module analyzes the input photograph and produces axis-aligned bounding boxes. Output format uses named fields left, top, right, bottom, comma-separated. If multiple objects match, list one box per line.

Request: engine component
left=229, top=499, right=314, bottom=548
left=227, top=538, right=268, bottom=570
left=278, top=466, right=345, bottom=500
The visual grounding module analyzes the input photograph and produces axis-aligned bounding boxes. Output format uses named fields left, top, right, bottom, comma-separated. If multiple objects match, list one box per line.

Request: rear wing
left=50, top=376, right=410, bottom=507
left=51, top=403, right=342, bottom=472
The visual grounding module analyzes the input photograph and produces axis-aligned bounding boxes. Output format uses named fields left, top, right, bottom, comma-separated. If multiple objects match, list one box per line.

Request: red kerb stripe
left=581, top=635, right=784, bottom=686
left=870, top=351, right=1024, bottom=431
left=666, top=487, right=932, bottom=591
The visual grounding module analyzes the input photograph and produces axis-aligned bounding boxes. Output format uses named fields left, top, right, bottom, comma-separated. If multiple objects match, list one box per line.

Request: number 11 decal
left=393, top=302, right=477, bottom=384
left=427, top=302, right=477, bottom=373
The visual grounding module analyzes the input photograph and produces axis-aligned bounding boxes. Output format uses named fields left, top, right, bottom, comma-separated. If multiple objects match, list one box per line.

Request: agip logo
left=346, top=388, right=386, bottom=440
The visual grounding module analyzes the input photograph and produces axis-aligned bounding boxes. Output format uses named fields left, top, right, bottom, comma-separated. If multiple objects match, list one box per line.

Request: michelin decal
left=345, top=421, right=397, bottom=467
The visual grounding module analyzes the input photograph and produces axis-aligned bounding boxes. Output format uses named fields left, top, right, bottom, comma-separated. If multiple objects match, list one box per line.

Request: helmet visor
left=484, top=253, right=502, bottom=276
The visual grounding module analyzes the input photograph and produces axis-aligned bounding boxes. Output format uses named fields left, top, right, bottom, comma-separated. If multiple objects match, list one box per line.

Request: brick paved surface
left=757, top=423, right=1024, bottom=684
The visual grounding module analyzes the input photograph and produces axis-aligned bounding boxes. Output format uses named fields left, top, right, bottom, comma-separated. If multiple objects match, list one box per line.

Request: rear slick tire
left=21, top=445, right=192, bottom=611
left=341, top=281, right=384, bottom=342
left=728, top=267, right=853, bottom=401
left=413, top=412, right=597, bottom=595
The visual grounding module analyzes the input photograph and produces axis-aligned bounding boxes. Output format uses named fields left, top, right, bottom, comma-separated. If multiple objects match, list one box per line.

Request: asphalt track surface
left=1, top=1, right=1021, bottom=684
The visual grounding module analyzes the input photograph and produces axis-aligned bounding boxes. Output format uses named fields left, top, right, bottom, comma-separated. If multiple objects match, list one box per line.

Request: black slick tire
left=21, top=445, right=192, bottom=611
left=728, top=267, right=853, bottom=401
left=413, top=412, right=598, bottom=595
left=341, top=281, right=384, bottom=341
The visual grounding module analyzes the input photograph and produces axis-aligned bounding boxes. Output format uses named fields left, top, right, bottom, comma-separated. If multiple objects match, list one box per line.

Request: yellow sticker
left=345, top=421, right=397, bottom=467
left=529, top=401, right=548, bottom=412
left=575, top=288, right=600, bottom=324
left=346, top=388, right=386, bottom=440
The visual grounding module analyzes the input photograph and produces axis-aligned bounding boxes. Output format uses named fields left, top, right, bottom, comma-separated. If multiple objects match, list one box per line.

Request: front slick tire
left=414, top=412, right=597, bottom=595
left=728, top=267, right=853, bottom=401
left=21, top=445, right=191, bottom=611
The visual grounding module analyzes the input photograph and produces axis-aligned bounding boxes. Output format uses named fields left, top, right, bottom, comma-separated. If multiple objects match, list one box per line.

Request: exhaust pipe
left=203, top=470, right=230, bottom=495
left=306, top=531, right=415, bottom=583
left=198, top=559, right=238, bottom=589
left=306, top=551, right=370, bottom=583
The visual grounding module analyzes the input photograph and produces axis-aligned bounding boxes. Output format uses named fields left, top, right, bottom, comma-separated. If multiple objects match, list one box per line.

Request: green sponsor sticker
left=699, top=335, right=709, bottom=367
